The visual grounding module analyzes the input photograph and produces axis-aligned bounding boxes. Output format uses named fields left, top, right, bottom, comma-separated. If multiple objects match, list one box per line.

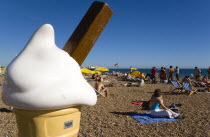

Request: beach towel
left=130, top=113, right=178, bottom=124
left=130, top=101, right=143, bottom=105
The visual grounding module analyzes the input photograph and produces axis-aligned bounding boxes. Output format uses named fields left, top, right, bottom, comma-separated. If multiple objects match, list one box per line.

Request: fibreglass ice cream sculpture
left=2, top=24, right=97, bottom=137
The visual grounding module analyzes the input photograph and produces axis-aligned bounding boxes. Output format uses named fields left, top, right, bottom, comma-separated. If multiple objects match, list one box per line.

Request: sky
left=0, top=0, right=209, bottom=69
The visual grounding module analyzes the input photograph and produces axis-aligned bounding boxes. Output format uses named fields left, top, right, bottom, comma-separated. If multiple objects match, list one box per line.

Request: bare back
left=95, top=82, right=104, bottom=91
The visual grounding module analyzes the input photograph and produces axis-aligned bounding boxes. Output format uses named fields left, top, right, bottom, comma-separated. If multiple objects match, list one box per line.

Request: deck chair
left=94, top=88, right=106, bottom=97
left=170, top=81, right=183, bottom=93
left=182, top=82, right=197, bottom=96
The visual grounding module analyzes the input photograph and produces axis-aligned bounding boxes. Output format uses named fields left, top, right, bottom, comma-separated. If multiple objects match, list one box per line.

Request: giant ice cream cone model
left=2, top=24, right=97, bottom=137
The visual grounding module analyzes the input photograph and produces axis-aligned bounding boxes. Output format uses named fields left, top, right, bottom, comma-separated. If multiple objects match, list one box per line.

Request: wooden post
left=63, top=1, right=113, bottom=66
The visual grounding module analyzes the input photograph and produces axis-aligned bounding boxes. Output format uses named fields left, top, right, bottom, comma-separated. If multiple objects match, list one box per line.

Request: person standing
left=160, top=67, right=164, bottom=83
left=151, top=67, right=156, bottom=84
left=175, top=66, right=179, bottom=81
left=194, top=67, right=202, bottom=77
left=0, top=66, right=2, bottom=75
left=129, top=66, right=132, bottom=73
left=168, top=66, right=174, bottom=81
left=207, top=67, right=210, bottom=79
left=163, top=68, right=167, bottom=81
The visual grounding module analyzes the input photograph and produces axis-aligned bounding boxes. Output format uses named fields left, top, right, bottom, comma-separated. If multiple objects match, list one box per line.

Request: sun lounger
left=170, top=81, right=183, bottom=93
left=94, top=88, right=106, bottom=97
left=182, top=82, right=197, bottom=96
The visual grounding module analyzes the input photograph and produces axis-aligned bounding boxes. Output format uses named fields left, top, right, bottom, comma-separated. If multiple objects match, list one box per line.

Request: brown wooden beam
left=63, top=1, right=113, bottom=66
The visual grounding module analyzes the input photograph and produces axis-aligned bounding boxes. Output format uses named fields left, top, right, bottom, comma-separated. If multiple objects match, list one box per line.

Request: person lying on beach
left=195, top=76, right=208, bottom=87
left=124, top=78, right=145, bottom=87
left=149, top=89, right=184, bottom=119
left=202, top=76, right=210, bottom=86
left=95, top=74, right=105, bottom=82
left=123, top=82, right=138, bottom=87
left=137, top=78, right=145, bottom=87
left=126, top=72, right=132, bottom=81
left=95, top=77, right=108, bottom=97
left=92, top=73, right=98, bottom=79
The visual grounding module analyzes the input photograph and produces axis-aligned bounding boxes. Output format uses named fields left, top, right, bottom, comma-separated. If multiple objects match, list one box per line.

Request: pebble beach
left=0, top=75, right=209, bottom=137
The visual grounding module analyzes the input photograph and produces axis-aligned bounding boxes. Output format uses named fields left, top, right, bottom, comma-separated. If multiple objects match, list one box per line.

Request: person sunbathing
left=149, top=89, right=184, bottom=119
left=95, top=75, right=103, bottom=82
left=92, top=73, right=100, bottom=79
left=202, top=76, right=210, bottom=87
left=195, top=76, right=207, bottom=87
left=95, top=78, right=108, bottom=97
left=124, top=82, right=138, bottom=87
left=138, top=78, right=145, bottom=87
left=182, top=76, right=194, bottom=86
left=126, top=72, right=132, bottom=81
left=124, top=78, right=145, bottom=87
left=182, top=76, right=191, bottom=83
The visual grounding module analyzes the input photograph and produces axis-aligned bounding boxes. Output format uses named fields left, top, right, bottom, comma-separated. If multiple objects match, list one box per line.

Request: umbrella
left=95, top=67, right=109, bottom=72
left=81, top=68, right=101, bottom=74
left=131, top=71, right=145, bottom=78
left=131, top=68, right=138, bottom=70
left=81, top=68, right=94, bottom=74
left=92, top=70, right=102, bottom=74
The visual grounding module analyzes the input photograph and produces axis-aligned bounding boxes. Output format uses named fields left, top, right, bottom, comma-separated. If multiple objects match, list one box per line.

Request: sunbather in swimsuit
left=95, top=78, right=108, bottom=97
left=149, top=89, right=181, bottom=119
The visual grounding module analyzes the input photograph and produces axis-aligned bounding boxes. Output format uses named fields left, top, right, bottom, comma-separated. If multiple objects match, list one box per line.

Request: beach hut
left=131, top=71, right=145, bottom=78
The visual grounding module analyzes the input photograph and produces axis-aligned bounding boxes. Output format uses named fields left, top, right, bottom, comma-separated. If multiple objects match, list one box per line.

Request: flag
left=114, top=63, right=118, bottom=67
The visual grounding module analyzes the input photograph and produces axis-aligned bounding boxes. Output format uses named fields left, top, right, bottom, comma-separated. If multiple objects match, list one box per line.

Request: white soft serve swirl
left=2, top=24, right=97, bottom=110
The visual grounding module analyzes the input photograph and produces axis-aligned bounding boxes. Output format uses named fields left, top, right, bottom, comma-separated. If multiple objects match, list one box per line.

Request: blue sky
left=0, top=0, right=209, bottom=69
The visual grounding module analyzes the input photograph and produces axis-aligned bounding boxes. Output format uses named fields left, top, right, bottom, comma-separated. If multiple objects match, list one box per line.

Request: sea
left=108, top=68, right=209, bottom=78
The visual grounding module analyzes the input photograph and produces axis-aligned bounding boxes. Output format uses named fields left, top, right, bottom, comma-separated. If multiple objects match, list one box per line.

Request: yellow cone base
left=14, top=106, right=82, bottom=137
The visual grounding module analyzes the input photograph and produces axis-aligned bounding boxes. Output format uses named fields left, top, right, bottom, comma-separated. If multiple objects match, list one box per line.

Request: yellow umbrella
left=95, top=67, right=109, bottom=72
left=131, top=68, right=138, bottom=70
left=81, top=68, right=101, bottom=74
left=81, top=68, right=94, bottom=74
left=130, top=71, right=145, bottom=78
left=1, top=67, right=6, bottom=75
left=92, top=70, right=102, bottom=74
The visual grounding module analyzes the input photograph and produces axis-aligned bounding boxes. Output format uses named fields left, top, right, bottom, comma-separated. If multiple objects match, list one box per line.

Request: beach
left=0, top=75, right=209, bottom=137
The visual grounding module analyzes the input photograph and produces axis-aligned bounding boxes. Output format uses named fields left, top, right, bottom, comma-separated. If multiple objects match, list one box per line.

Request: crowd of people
left=85, top=66, right=210, bottom=120
left=149, top=66, right=180, bottom=84
left=149, top=66, right=210, bottom=84
left=89, top=73, right=186, bottom=119
left=89, top=66, right=210, bottom=90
